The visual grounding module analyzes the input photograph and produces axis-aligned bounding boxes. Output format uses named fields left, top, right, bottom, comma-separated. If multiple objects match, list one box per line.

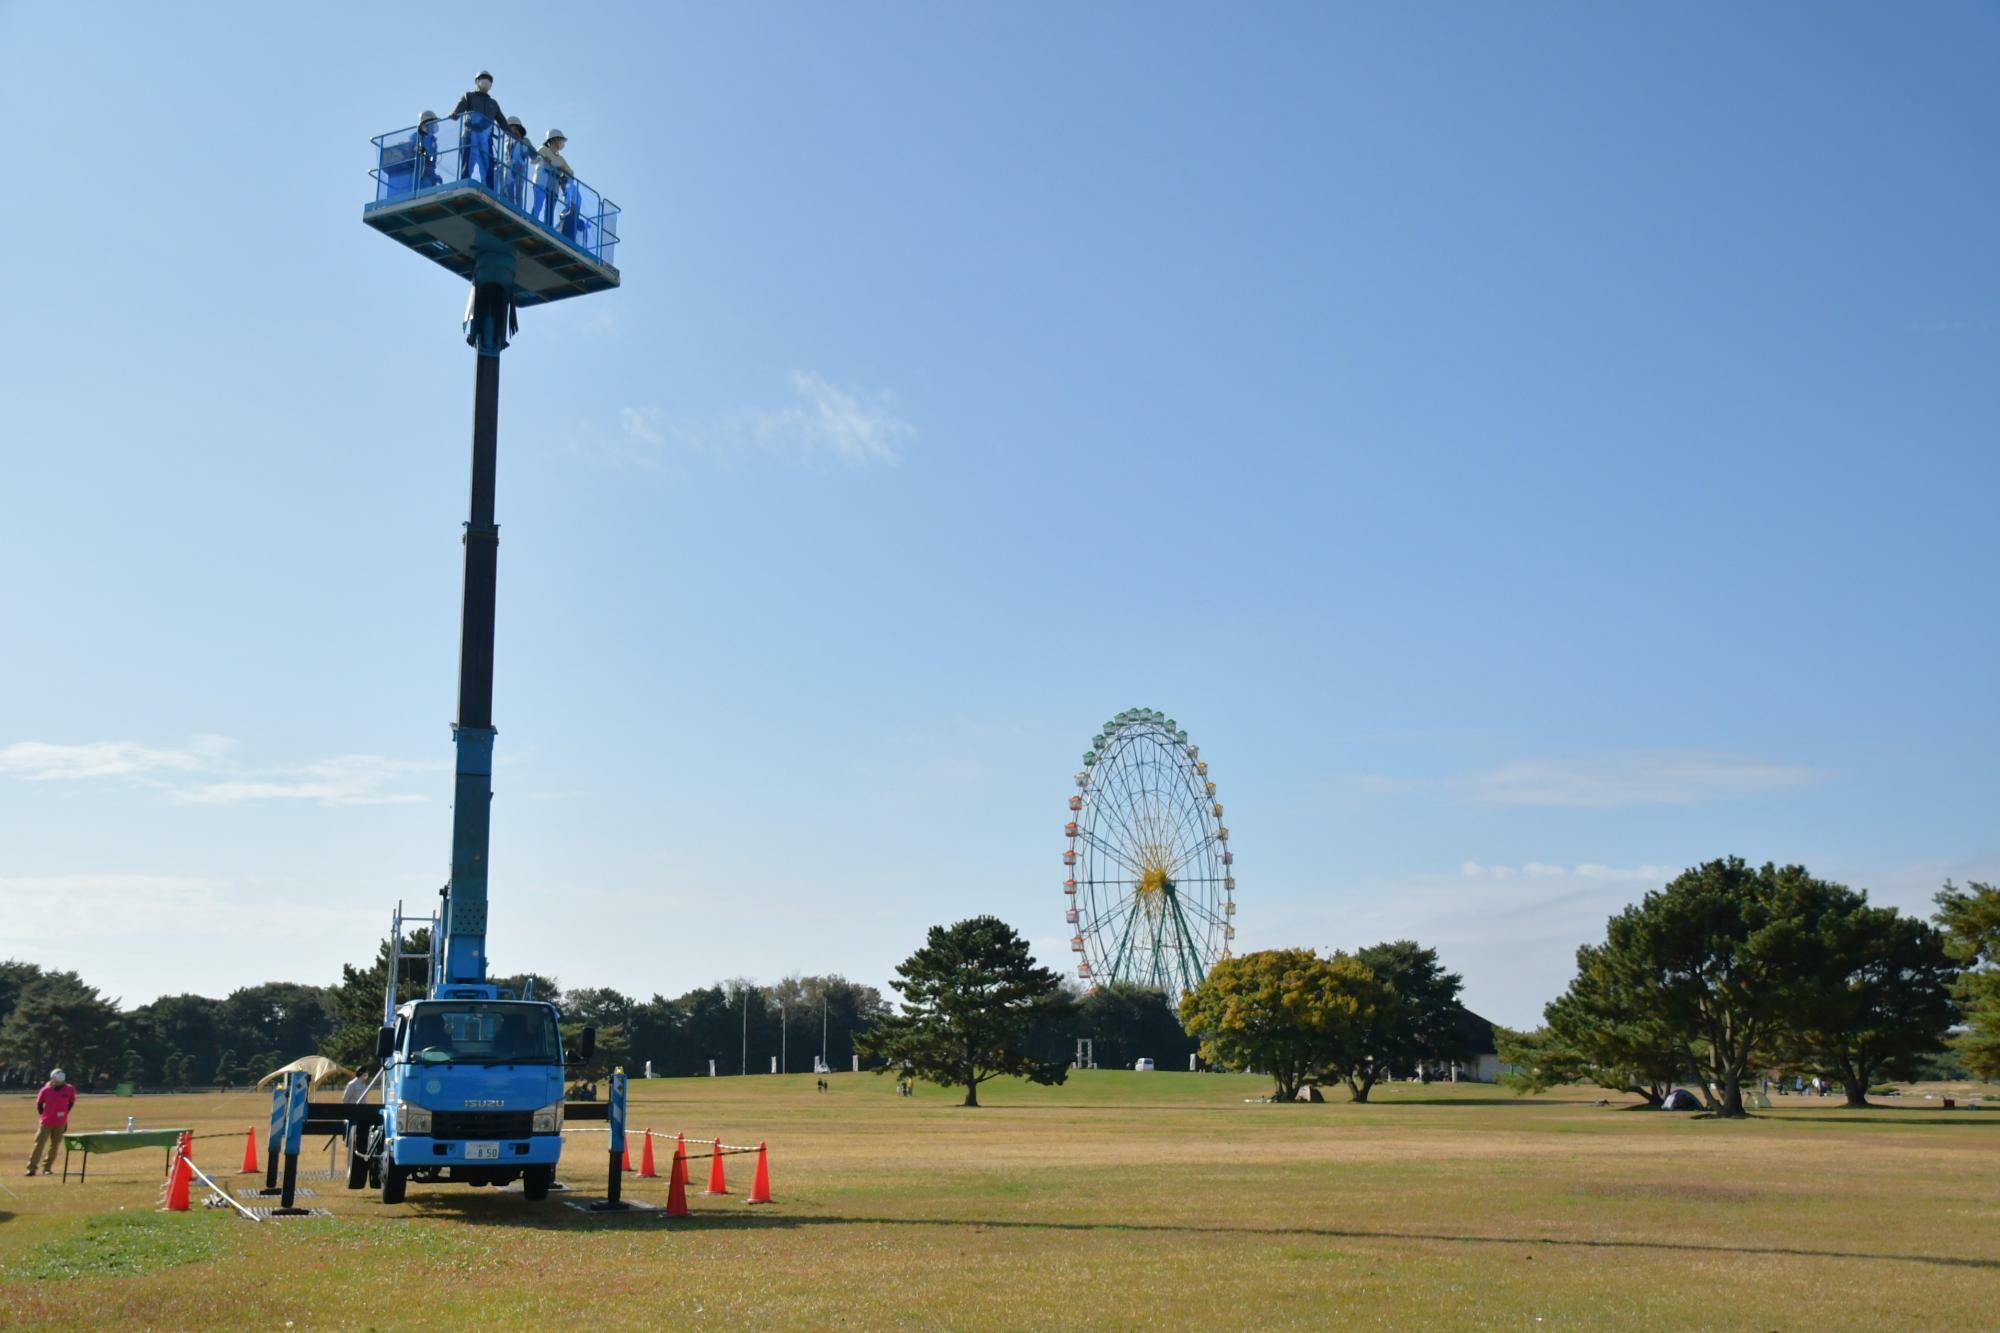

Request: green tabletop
left=58, top=1128, right=192, bottom=1182
left=62, top=1128, right=189, bottom=1153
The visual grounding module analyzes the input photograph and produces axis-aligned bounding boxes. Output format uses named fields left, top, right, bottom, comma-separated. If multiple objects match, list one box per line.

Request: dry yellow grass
left=1, top=1073, right=1994, bottom=1329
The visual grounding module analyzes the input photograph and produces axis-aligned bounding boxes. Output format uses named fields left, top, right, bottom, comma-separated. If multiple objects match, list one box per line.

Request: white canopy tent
left=254, top=1055, right=357, bottom=1091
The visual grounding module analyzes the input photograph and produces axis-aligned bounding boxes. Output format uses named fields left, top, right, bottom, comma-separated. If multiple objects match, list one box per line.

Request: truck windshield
left=405, top=1003, right=561, bottom=1065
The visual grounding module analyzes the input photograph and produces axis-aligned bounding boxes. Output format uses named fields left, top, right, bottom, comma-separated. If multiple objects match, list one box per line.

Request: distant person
left=412, top=1013, right=448, bottom=1056
left=412, top=111, right=442, bottom=189
left=449, top=70, right=506, bottom=187
left=534, top=129, right=571, bottom=231
left=25, top=1068, right=76, bottom=1177
left=341, top=1067, right=370, bottom=1147
left=502, top=117, right=533, bottom=210
left=558, top=171, right=587, bottom=246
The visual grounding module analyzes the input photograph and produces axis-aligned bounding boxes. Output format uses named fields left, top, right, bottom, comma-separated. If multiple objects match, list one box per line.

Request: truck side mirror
left=375, top=1025, right=394, bottom=1061
left=580, top=1026, right=596, bottom=1060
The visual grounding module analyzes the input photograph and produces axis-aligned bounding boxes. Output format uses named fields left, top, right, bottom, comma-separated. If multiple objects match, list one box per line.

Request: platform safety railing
left=369, top=116, right=621, bottom=269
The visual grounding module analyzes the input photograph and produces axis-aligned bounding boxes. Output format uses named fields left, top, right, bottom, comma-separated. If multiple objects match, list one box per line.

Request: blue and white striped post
left=604, top=1070, right=627, bottom=1206
left=278, top=1069, right=311, bottom=1211
left=264, top=1082, right=286, bottom=1191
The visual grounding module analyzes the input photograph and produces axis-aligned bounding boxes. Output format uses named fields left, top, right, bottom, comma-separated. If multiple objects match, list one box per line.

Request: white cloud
left=0, top=873, right=377, bottom=955
left=0, top=735, right=233, bottom=781
left=619, top=405, right=666, bottom=452
left=609, top=371, right=913, bottom=472
left=746, top=372, right=911, bottom=467
left=178, top=755, right=439, bottom=807
left=1263, top=860, right=1696, bottom=1026
left=1459, top=860, right=1678, bottom=884
left=1361, top=750, right=1829, bottom=809
left=0, top=736, right=439, bottom=807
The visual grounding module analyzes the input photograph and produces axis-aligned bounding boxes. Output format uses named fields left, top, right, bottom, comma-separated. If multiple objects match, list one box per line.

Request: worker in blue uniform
left=450, top=71, right=506, bottom=188
left=502, top=116, right=533, bottom=211
left=413, top=111, right=442, bottom=189
left=534, top=129, right=571, bottom=231
left=558, top=173, right=587, bottom=245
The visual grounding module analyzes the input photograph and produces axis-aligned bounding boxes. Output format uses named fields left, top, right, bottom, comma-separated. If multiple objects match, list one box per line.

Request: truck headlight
left=531, top=1102, right=563, bottom=1134
left=399, top=1104, right=433, bottom=1135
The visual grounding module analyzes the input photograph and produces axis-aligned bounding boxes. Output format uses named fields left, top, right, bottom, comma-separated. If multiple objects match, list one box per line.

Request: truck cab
left=361, top=989, right=585, bottom=1203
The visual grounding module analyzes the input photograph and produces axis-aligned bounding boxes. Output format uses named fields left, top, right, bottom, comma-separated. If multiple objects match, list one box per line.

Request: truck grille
left=429, top=1111, right=534, bottom=1140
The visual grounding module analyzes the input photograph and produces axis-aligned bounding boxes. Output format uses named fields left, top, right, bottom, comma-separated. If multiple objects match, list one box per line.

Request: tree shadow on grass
left=974, top=1104, right=1300, bottom=1114
left=978, top=1097, right=1611, bottom=1111
left=1360, top=1096, right=1537, bottom=1107
left=1687, top=1108, right=2000, bottom=1128
left=750, top=1214, right=2000, bottom=1273
left=347, top=1199, right=2000, bottom=1272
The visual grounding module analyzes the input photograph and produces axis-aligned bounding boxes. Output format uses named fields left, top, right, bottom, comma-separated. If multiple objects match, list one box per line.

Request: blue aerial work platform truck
left=269, top=109, right=628, bottom=1211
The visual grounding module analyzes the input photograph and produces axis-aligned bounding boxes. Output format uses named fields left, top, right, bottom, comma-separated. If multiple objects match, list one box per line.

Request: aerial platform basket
left=363, top=117, right=621, bottom=308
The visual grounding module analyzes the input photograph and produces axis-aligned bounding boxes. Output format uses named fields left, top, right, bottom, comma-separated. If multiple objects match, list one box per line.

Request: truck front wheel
left=380, top=1163, right=407, bottom=1205
left=523, top=1165, right=553, bottom=1202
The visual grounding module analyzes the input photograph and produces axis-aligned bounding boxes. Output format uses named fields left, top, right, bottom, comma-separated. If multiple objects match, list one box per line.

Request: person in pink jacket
left=26, top=1068, right=76, bottom=1176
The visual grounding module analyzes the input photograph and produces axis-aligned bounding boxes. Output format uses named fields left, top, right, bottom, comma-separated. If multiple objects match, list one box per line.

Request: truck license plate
left=464, top=1142, right=500, bottom=1160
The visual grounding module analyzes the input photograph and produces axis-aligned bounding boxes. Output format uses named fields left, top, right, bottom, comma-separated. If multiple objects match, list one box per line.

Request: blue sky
left=2, top=4, right=1995, bottom=1027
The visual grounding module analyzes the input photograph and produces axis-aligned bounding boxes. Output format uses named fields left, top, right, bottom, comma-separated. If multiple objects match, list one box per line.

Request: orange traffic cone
left=745, top=1140, right=772, bottom=1205
left=664, top=1140, right=690, bottom=1218
left=240, top=1127, right=259, bottom=1174
left=638, top=1129, right=657, bottom=1178
left=620, top=1137, right=632, bottom=1172
left=703, top=1134, right=729, bottom=1195
left=164, top=1134, right=192, bottom=1212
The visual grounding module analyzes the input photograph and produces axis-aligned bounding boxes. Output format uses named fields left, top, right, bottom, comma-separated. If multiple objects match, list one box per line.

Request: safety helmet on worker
left=544, top=128, right=566, bottom=145
left=476, top=70, right=494, bottom=82
left=506, top=116, right=526, bottom=134
left=49, top=1068, right=66, bottom=1085
left=419, top=110, right=438, bottom=127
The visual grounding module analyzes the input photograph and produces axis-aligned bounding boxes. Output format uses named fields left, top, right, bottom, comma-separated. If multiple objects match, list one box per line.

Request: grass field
left=1, top=1072, right=1995, bottom=1329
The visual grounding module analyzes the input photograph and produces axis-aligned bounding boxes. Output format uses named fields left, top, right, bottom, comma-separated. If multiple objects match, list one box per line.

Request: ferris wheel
left=1062, top=707, right=1236, bottom=1000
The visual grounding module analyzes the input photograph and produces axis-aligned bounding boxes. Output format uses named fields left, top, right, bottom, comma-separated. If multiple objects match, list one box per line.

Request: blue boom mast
left=442, top=263, right=504, bottom=987
left=357, top=118, right=621, bottom=988
left=290, top=111, right=630, bottom=1211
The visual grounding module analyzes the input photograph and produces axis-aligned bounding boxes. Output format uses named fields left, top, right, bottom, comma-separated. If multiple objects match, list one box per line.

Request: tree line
left=847, top=916, right=1476, bottom=1107
left=15, top=863, right=1990, bottom=1111
left=0, top=928, right=1199, bottom=1092
left=1496, top=861, right=1997, bottom=1114
left=861, top=869, right=1999, bottom=1117
left=0, top=962, right=336, bottom=1092
left=1176, top=939, right=1479, bottom=1102
left=1157, top=862, right=1998, bottom=1116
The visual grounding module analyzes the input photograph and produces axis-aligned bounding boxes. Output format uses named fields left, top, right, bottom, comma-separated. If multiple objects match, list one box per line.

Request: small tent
left=1659, top=1087, right=1703, bottom=1111
left=1295, top=1082, right=1325, bottom=1103
left=255, top=1056, right=356, bottom=1092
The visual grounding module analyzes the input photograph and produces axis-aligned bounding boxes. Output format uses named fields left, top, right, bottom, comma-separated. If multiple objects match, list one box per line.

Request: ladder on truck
left=383, top=902, right=442, bottom=1023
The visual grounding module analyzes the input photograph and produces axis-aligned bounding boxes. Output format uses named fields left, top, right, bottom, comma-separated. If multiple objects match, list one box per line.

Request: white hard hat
left=49, top=1068, right=66, bottom=1084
